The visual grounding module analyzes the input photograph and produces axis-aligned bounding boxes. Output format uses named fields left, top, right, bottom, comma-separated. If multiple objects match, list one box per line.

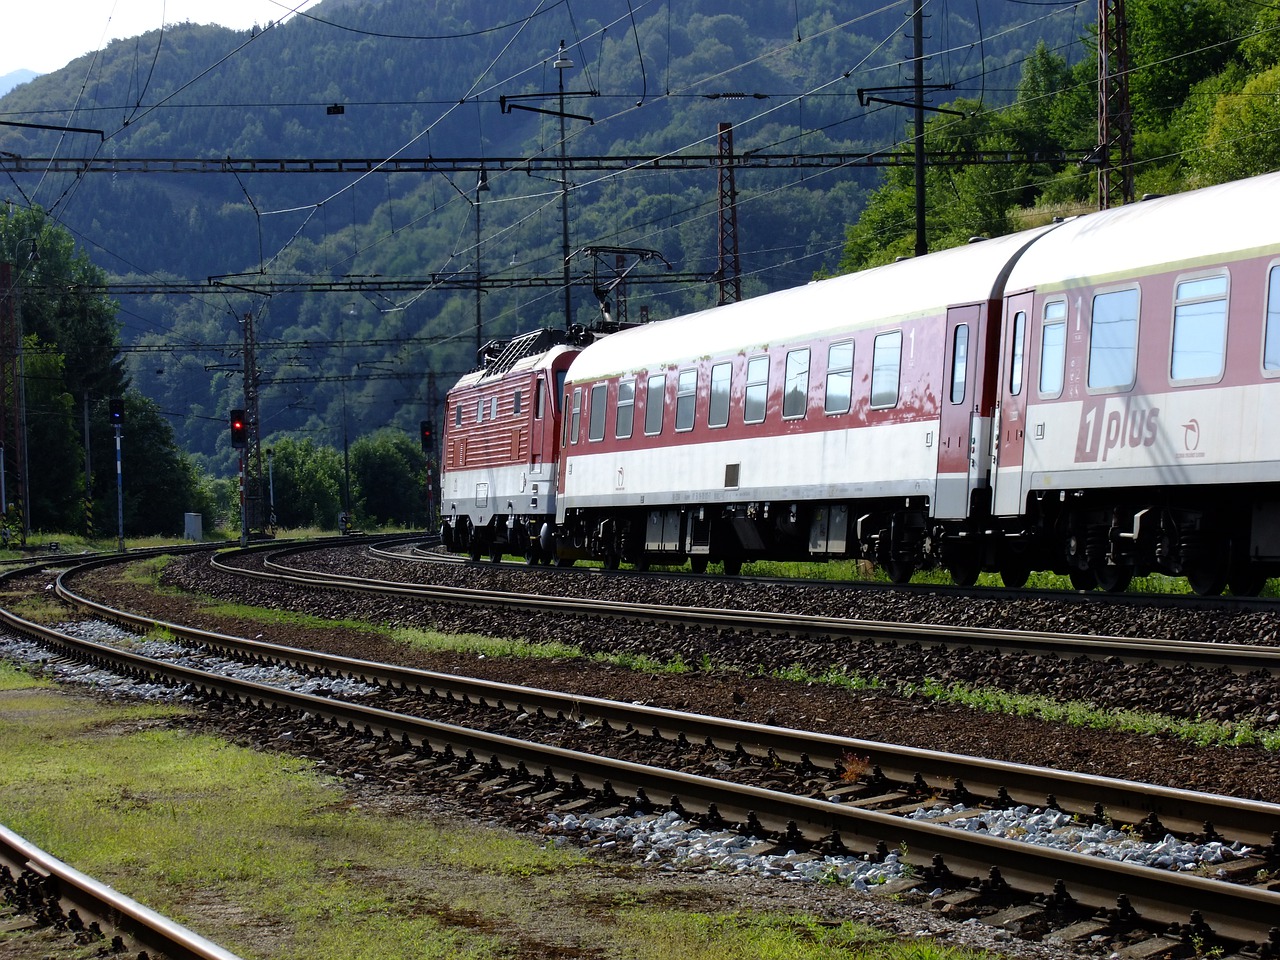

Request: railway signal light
left=419, top=420, right=434, bottom=453
left=108, top=397, right=123, bottom=425
left=230, top=409, right=248, bottom=449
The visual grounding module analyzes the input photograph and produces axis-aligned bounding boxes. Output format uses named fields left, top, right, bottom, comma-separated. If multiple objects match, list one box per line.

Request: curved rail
left=53, top=563, right=1280, bottom=848
left=0, top=823, right=243, bottom=960
left=219, top=543, right=1280, bottom=674
left=33, top=553, right=1280, bottom=945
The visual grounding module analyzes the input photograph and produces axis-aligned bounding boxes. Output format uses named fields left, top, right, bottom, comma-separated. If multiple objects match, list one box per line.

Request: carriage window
left=783, top=349, right=810, bottom=418
left=949, top=325, right=968, bottom=405
left=615, top=379, right=635, bottom=438
left=709, top=362, right=731, bottom=427
left=1088, top=288, right=1139, bottom=390
left=476, top=399, right=484, bottom=423
left=1009, top=311, right=1026, bottom=396
left=490, top=396, right=498, bottom=420
left=871, top=331, right=902, bottom=408
left=1039, top=301, right=1067, bottom=397
left=675, top=368, right=697, bottom=432
left=1265, top=265, right=1280, bottom=372
left=513, top=389, right=522, bottom=415
left=744, top=356, right=768, bottom=424
left=570, top=387, right=582, bottom=444
left=825, top=341, right=853, bottom=414
left=454, top=404, right=462, bottom=426
left=535, top=379, right=546, bottom=419
left=644, top=373, right=665, bottom=435
left=1171, top=274, right=1227, bottom=382
left=587, top=383, right=607, bottom=441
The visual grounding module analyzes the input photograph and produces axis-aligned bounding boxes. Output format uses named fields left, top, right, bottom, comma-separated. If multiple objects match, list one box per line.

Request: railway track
left=0, top=821, right=243, bottom=960
left=214, top=541, right=1280, bottom=674
left=4, top=550, right=1272, bottom=954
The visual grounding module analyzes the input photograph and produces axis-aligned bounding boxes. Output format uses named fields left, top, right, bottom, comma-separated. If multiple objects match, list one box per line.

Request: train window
left=709, top=363, right=731, bottom=427
left=1171, top=274, right=1227, bottom=382
left=676, top=369, right=697, bottom=431
left=536, top=379, right=546, bottom=419
left=644, top=373, right=665, bottom=435
left=1009, top=311, right=1026, bottom=396
left=490, top=397, right=498, bottom=420
left=825, top=341, right=853, bottom=414
left=615, top=379, right=635, bottom=438
left=1267, top=265, right=1280, bottom=371
left=454, top=405, right=462, bottom=427
left=783, top=349, right=810, bottom=419
left=1088, top=288, right=1139, bottom=391
left=588, top=383, right=607, bottom=441
left=1039, top=301, right=1067, bottom=398
left=744, top=356, right=768, bottom=424
left=476, top=399, right=484, bottom=423
left=570, top=388, right=582, bottom=444
left=871, top=331, right=902, bottom=408
left=949, top=326, right=968, bottom=405
left=513, top=390, right=522, bottom=415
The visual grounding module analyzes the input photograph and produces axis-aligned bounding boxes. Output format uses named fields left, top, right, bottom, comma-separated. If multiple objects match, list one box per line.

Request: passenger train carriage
left=443, top=170, right=1280, bottom=594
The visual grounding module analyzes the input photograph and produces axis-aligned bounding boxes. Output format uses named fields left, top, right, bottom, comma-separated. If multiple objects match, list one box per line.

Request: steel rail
left=54, top=561, right=1280, bottom=847
left=223, top=544, right=1280, bottom=673
left=0, top=821, right=244, bottom=960
left=5, top=587, right=1280, bottom=945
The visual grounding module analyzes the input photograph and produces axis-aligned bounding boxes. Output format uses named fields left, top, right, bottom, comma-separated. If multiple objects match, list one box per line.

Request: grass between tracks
left=0, top=661, right=1000, bottom=960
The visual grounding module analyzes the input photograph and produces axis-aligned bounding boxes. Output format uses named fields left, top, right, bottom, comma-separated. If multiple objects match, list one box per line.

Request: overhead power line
left=0, top=149, right=1093, bottom=177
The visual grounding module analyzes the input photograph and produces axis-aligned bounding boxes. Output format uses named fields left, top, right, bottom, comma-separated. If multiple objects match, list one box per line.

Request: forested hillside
left=0, top=0, right=1085, bottom=465
left=1, top=0, right=1277, bottom=535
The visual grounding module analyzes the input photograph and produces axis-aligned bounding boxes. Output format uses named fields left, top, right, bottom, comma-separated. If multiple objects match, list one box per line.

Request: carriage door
left=530, top=375, right=547, bottom=477
left=992, top=292, right=1033, bottom=517
left=935, top=304, right=985, bottom=519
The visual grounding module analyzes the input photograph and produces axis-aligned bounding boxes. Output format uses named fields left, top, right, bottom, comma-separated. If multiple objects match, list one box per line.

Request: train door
left=935, top=304, right=987, bottom=518
left=992, top=291, right=1033, bottom=517
left=530, top=375, right=547, bottom=477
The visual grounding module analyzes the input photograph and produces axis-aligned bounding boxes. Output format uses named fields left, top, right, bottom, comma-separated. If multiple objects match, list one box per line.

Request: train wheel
left=467, top=538, right=482, bottom=562
left=1093, top=564, right=1131, bottom=593
left=1185, top=565, right=1227, bottom=597
left=722, top=558, right=743, bottom=577
left=1068, top=569, right=1098, bottom=591
left=602, top=548, right=621, bottom=570
left=690, top=556, right=709, bottom=575
left=999, top=559, right=1030, bottom=589
left=885, top=560, right=914, bottom=584
left=1227, top=570, right=1268, bottom=596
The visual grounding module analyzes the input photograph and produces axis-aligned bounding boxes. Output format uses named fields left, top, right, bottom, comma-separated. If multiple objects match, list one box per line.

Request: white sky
left=2, top=0, right=317, bottom=77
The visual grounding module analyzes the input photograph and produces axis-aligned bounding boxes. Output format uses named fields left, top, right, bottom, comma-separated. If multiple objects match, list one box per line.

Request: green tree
left=348, top=428, right=428, bottom=528
left=261, top=436, right=345, bottom=530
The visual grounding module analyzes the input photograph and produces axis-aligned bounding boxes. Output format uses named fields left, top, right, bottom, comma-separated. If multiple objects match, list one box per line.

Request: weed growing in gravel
left=907, top=679, right=1280, bottom=751
left=770, top=663, right=883, bottom=692
left=610, top=911, right=995, bottom=960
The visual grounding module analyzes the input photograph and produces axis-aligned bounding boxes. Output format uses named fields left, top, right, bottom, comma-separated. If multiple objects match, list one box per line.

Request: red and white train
left=441, top=170, right=1280, bottom=594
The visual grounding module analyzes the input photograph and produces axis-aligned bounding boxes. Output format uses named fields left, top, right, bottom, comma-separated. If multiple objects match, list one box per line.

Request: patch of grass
left=612, top=911, right=996, bottom=960
left=392, top=627, right=581, bottom=660
left=0, top=673, right=591, bottom=960
left=0, top=660, right=50, bottom=690
left=907, top=679, right=1280, bottom=751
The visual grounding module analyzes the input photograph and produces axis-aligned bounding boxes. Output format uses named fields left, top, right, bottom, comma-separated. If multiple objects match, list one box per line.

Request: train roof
left=1005, top=170, right=1280, bottom=291
left=567, top=224, right=1055, bottom=381
left=450, top=328, right=583, bottom=392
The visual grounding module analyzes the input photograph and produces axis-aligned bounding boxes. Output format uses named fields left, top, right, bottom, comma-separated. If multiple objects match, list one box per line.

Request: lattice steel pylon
left=716, top=123, right=743, bottom=306
left=0, top=263, right=26, bottom=544
left=1097, top=0, right=1134, bottom=209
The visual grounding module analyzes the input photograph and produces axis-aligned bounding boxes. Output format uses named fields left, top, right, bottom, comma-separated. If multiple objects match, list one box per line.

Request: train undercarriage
left=539, top=485, right=1279, bottom=595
